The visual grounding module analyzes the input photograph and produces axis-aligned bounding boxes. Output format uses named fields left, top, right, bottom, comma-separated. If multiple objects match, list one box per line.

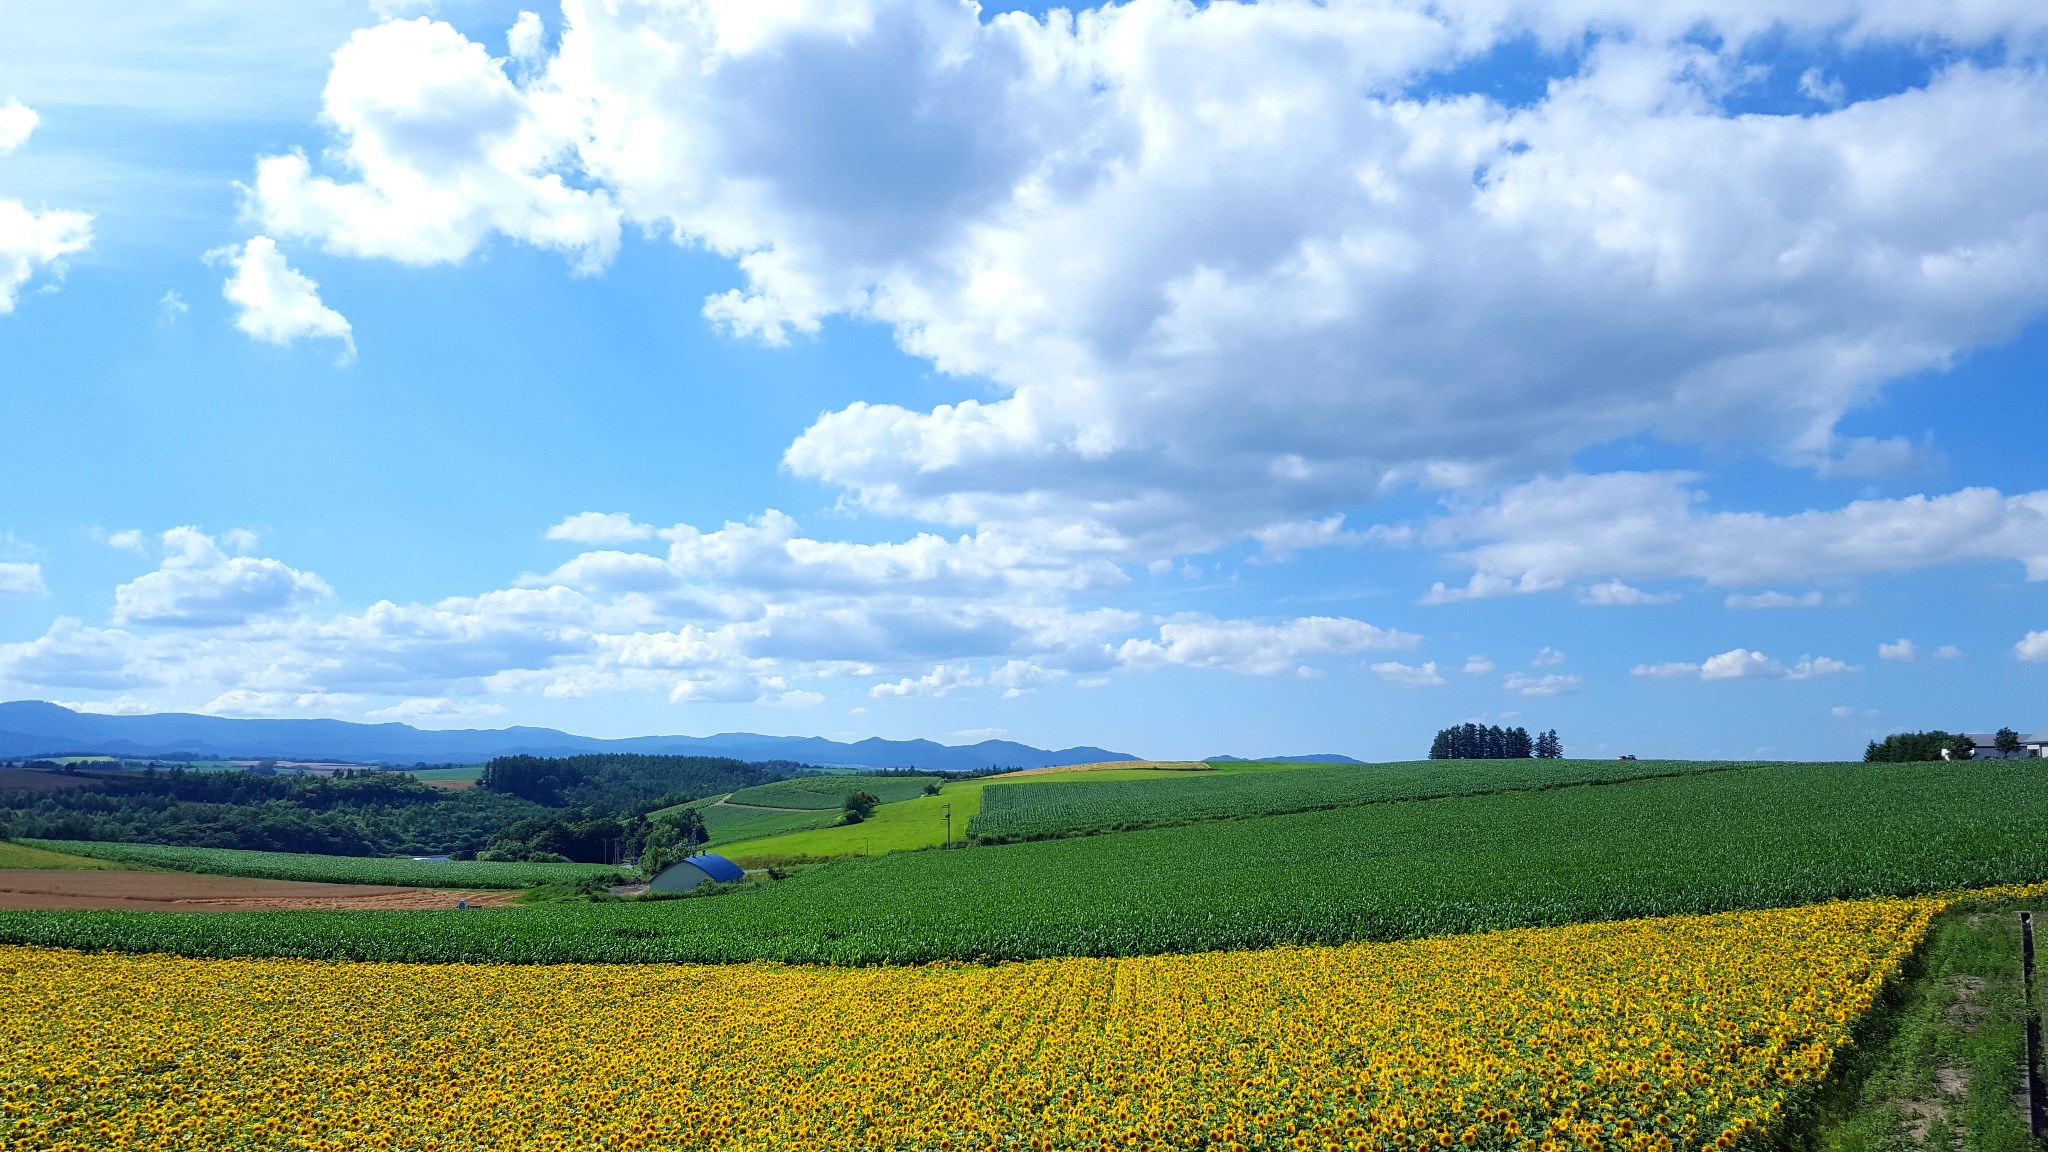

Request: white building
left=1962, top=730, right=2048, bottom=759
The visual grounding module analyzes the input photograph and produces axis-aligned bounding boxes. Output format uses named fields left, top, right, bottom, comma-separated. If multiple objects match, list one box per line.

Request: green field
left=17, top=841, right=624, bottom=889
left=968, top=757, right=1754, bottom=842
left=6, top=759, right=2047, bottom=965
left=719, top=785, right=981, bottom=864
left=0, top=840, right=128, bottom=870
left=691, top=799, right=839, bottom=846
left=710, top=763, right=1273, bottom=862
left=406, top=765, right=485, bottom=783
left=723, top=774, right=943, bottom=810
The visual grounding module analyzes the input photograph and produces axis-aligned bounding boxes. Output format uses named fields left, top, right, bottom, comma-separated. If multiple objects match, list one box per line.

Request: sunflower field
left=0, top=894, right=1960, bottom=1152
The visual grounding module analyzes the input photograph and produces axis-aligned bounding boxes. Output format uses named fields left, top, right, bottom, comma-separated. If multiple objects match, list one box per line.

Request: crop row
left=725, top=774, right=941, bottom=810
left=15, top=840, right=625, bottom=889
left=3, top=759, right=2046, bottom=964
left=0, top=896, right=1942, bottom=1151
left=968, top=756, right=1763, bottom=841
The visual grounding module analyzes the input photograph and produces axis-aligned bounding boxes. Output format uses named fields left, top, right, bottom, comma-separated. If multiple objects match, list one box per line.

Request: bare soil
left=418, top=777, right=476, bottom=790
left=0, top=768, right=97, bottom=793
left=0, top=870, right=522, bottom=913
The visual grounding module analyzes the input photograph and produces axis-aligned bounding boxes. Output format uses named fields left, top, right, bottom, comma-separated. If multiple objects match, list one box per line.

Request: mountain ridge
left=0, top=701, right=1137, bottom=772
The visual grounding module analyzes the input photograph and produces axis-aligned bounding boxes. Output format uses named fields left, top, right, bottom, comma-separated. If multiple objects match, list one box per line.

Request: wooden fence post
left=2024, top=912, right=2046, bottom=1142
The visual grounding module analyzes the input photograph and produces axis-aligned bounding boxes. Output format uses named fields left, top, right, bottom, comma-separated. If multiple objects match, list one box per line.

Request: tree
left=1430, top=725, right=1549, bottom=760
left=1950, top=735, right=1977, bottom=761
left=841, top=790, right=879, bottom=825
left=1864, top=731, right=1959, bottom=762
left=921, top=782, right=942, bottom=796
left=1996, top=728, right=2023, bottom=754
left=1533, top=730, right=1562, bottom=759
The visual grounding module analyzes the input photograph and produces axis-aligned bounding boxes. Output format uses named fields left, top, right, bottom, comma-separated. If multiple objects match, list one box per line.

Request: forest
left=0, top=754, right=797, bottom=862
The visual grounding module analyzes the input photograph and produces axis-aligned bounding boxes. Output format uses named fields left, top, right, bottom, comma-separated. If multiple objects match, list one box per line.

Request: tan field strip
left=0, top=870, right=521, bottom=913
left=986, top=759, right=1212, bottom=778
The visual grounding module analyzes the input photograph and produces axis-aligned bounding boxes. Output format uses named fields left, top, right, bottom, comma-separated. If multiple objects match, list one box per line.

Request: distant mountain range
left=0, top=701, right=1137, bottom=772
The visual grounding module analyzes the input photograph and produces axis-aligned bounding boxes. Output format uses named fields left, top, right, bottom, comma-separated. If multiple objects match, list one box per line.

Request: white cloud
left=952, top=727, right=1009, bottom=742
left=545, top=511, right=654, bottom=545
left=507, top=11, right=544, bottom=61
left=0, top=98, right=92, bottom=313
left=364, top=696, right=505, bottom=721
left=1878, top=639, right=1917, bottom=662
left=212, top=237, right=356, bottom=361
left=1934, top=644, right=1961, bottom=659
left=0, top=562, right=46, bottom=597
left=201, top=690, right=364, bottom=718
left=1425, top=474, right=2048, bottom=599
left=2019, top=631, right=2048, bottom=663
left=0, top=99, right=37, bottom=155
left=1118, top=614, right=1419, bottom=677
left=871, top=663, right=983, bottom=699
left=157, top=290, right=187, bottom=322
left=247, top=17, right=618, bottom=272
left=1530, top=647, right=1566, bottom=667
left=1578, top=580, right=1678, bottom=606
left=1798, top=67, right=1846, bottom=107
left=989, top=659, right=1064, bottom=699
left=222, top=6, right=2048, bottom=561
left=1462, top=655, right=1494, bottom=675
left=111, top=528, right=332, bottom=627
left=1727, top=590, right=1827, bottom=609
left=1701, top=650, right=1780, bottom=680
left=1636, top=647, right=1861, bottom=681
left=1503, top=672, right=1580, bottom=697
left=1371, top=660, right=1445, bottom=688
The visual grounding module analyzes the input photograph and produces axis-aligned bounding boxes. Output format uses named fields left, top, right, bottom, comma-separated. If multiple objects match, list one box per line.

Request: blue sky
left=1, top=0, right=2044, bottom=760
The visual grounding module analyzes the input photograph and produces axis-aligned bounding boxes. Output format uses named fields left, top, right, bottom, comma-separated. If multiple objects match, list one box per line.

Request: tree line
left=1864, top=729, right=2029, bottom=762
left=1428, top=724, right=1563, bottom=760
left=0, top=754, right=806, bottom=864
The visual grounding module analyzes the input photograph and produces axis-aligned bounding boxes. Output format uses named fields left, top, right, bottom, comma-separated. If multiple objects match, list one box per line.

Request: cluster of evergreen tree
left=478, top=808, right=708, bottom=865
left=0, top=769, right=547, bottom=857
left=1428, top=724, right=1563, bottom=759
left=478, top=753, right=800, bottom=813
left=1864, top=731, right=1975, bottom=762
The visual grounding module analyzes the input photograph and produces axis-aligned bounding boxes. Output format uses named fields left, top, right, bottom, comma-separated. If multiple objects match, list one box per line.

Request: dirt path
left=0, top=870, right=522, bottom=913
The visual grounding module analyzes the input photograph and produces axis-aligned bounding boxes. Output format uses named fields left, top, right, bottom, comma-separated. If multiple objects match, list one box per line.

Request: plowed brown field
left=0, top=870, right=521, bottom=913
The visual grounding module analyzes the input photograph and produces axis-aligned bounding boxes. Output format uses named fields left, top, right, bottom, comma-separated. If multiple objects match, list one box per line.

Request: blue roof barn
left=649, top=852, right=745, bottom=892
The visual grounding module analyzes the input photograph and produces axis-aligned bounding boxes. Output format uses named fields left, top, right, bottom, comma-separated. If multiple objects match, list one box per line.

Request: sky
left=0, top=0, right=2044, bottom=761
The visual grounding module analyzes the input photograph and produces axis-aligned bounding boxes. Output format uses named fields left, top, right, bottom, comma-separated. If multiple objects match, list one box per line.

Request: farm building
left=649, top=852, right=745, bottom=892
left=1960, top=730, right=2048, bottom=759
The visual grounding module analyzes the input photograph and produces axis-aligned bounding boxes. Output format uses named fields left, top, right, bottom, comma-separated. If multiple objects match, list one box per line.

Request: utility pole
left=943, top=803, right=952, bottom=849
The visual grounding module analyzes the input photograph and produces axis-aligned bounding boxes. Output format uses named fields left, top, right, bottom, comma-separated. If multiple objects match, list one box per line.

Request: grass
left=6, top=760, right=2048, bottom=965
left=968, top=756, right=1759, bottom=842
left=1803, top=903, right=2037, bottom=1152
left=15, top=841, right=625, bottom=890
left=696, top=802, right=839, bottom=846
left=724, top=774, right=944, bottom=811
left=406, top=765, right=485, bottom=782
left=713, top=762, right=1305, bottom=862
left=0, top=840, right=128, bottom=870
left=719, top=785, right=980, bottom=865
